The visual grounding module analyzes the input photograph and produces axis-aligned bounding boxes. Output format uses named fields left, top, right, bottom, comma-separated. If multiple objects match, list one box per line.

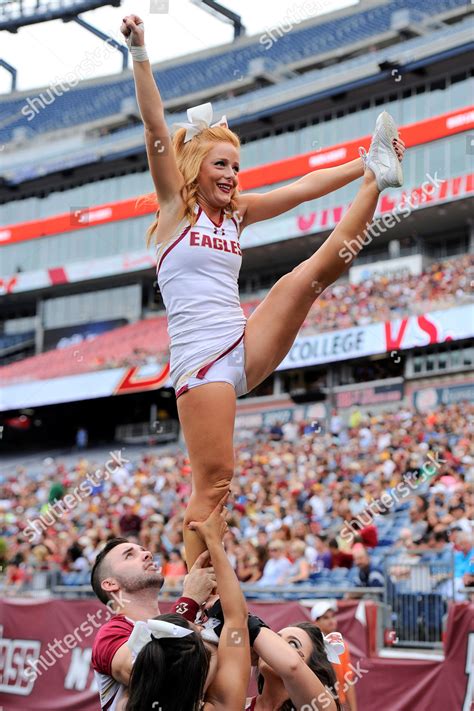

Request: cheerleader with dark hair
left=205, top=599, right=342, bottom=711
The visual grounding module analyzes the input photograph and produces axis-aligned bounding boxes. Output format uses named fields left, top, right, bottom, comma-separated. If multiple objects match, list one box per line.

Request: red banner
left=0, top=598, right=472, bottom=710
left=0, top=106, right=472, bottom=247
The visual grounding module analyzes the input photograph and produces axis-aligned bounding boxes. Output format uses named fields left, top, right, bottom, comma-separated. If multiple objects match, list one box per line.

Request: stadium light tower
left=190, top=0, right=245, bottom=39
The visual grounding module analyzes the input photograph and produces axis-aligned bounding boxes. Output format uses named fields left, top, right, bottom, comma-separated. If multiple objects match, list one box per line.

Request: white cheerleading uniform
left=156, top=205, right=248, bottom=399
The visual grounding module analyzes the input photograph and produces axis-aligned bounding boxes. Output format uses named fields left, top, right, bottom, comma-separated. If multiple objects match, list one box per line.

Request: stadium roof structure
left=0, top=0, right=122, bottom=32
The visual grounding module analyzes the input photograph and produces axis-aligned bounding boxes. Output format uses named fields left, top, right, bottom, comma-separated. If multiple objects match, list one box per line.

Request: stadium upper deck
left=0, top=0, right=471, bottom=152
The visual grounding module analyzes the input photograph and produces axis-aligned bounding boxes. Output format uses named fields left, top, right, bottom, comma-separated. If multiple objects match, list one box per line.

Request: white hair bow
left=127, top=619, right=194, bottom=659
left=323, top=632, right=345, bottom=665
left=173, top=102, right=228, bottom=143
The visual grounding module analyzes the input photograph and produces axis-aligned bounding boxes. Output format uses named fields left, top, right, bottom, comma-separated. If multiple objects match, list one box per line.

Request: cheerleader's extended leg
left=244, top=112, right=403, bottom=391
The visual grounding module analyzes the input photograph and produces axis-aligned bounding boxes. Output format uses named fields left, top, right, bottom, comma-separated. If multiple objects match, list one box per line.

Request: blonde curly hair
left=138, top=125, right=241, bottom=249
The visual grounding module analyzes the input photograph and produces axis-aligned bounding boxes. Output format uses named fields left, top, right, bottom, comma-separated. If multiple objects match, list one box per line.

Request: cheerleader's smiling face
left=197, top=142, right=240, bottom=208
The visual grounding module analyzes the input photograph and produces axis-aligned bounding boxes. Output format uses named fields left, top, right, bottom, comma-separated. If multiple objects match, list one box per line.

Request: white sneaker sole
left=375, top=111, right=403, bottom=188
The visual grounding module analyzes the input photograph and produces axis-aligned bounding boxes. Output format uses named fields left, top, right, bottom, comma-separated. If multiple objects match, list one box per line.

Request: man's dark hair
left=91, top=537, right=129, bottom=605
left=328, top=538, right=339, bottom=550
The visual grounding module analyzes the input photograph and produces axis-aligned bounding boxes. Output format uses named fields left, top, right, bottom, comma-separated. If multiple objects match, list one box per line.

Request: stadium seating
left=0, top=0, right=468, bottom=145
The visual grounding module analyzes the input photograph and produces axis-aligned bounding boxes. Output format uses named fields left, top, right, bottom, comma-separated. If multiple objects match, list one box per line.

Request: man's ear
left=101, top=576, right=120, bottom=594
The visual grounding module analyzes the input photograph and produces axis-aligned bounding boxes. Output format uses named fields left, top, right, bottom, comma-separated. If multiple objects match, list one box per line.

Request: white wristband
left=129, top=45, right=149, bottom=62
left=126, top=23, right=149, bottom=62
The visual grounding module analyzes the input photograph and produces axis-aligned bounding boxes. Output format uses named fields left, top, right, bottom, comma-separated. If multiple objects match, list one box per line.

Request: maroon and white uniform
left=156, top=205, right=248, bottom=398
left=91, top=597, right=199, bottom=710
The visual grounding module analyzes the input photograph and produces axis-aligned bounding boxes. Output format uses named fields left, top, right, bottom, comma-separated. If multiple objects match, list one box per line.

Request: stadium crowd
left=1, top=400, right=472, bottom=600
left=296, top=254, right=474, bottom=334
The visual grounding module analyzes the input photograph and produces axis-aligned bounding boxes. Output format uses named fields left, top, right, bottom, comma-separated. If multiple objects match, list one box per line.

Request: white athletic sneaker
left=359, top=111, right=403, bottom=191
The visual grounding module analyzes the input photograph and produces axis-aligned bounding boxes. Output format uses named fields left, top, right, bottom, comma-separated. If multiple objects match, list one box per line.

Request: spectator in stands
left=235, top=547, right=262, bottom=583
left=330, top=409, right=343, bottom=440
left=352, top=546, right=385, bottom=590
left=454, top=533, right=474, bottom=601
left=269, top=421, right=284, bottom=441
left=257, top=540, right=292, bottom=586
left=48, top=476, right=65, bottom=506
left=311, top=600, right=358, bottom=711
left=449, top=505, right=472, bottom=535
left=348, top=487, right=366, bottom=517
left=394, top=528, right=415, bottom=551
left=340, top=506, right=378, bottom=548
left=90, top=539, right=216, bottom=710
left=64, top=542, right=89, bottom=572
left=119, top=504, right=143, bottom=539
left=282, top=539, right=311, bottom=584
left=352, top=515, right=379, bottom=549
left=463, top=556, right=474, bottom=602
left=328, top=539, right=354, bottom=569
left=313, top=535, right=332, bottom=572
left=282, top=419, right=298, bottom=443
left=308, top=485, right=326, bottom=521
left=162, top=548, right=187, bottom=588
left=408, top=505, right=429, bottom=544
left=76, top=427, right=88, bottom=450
left=426, top=530, right=450, bottom=558
left=5, top=552, right=29, bottom=592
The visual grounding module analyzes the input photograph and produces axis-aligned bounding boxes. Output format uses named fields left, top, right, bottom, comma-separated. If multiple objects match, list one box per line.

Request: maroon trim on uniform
left=203, top=207, right=224, bottom=228
left=231, top=215, right=241, bottom=238
left=196, top=331, right=244, bottom=379
left=103, top=696, right=116, bottom=711
left=156, top=207, right=202, bottom=276
left=176, top=384, right=189, bottom=399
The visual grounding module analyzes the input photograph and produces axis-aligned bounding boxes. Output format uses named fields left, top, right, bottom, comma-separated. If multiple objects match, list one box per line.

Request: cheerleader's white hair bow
left=127, top=619, right=194, bottom=658
left=323, top=632, right=345, bottom=665
left=173, top=102, right=228, bottom=143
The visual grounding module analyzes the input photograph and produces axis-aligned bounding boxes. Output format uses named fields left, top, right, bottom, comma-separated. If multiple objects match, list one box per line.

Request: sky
left=0, top=0, right=358, bottom=94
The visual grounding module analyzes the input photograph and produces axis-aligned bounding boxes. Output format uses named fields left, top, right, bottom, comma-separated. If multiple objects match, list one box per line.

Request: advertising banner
left=277, top=303, right=474, bottom=371
left=1, top=304, right=472, bottom=411
left=335, top=381, right=404, bottom=409
left=413, top=381, right=474, bottom=412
